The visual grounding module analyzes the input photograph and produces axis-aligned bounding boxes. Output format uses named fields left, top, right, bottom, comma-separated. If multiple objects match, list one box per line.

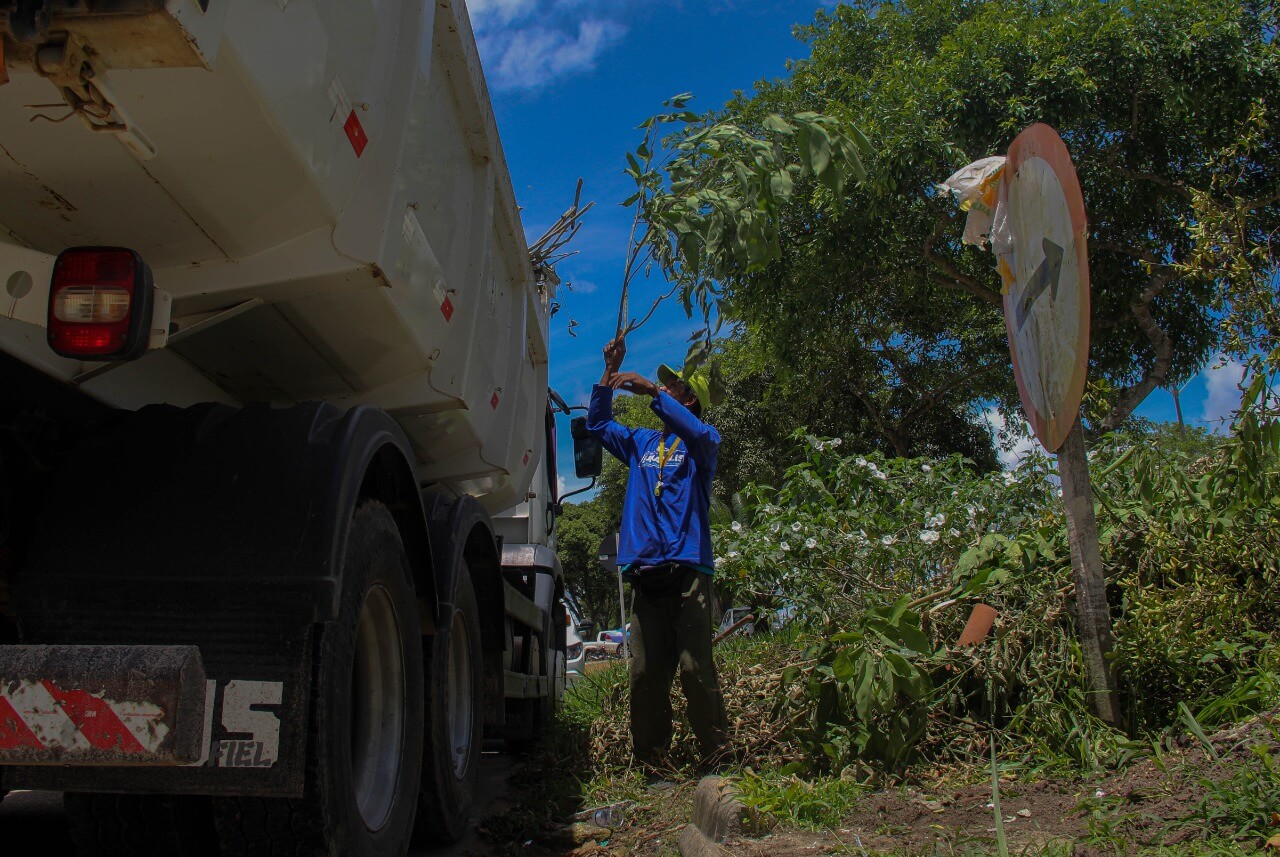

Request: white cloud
left=468, top=0, right=538, bottom=31
left=470, top=0, right=632, bottom=92
left=981, top=406, right=1038, bottom=470
left=568, top=278, right=598, bottom=294
left=1200, top=355, right=1245, bottom=432
left=557, top=474, right=596, bottom=501
left=484, top=19, right=626, bottom=92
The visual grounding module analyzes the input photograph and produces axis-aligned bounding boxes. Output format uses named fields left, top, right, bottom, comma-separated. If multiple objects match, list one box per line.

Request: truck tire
left=215, top=501, right=425, bottom=857
left=64, top=793, right=218, bottom=857
left=413, top=561, right=483, bottom=844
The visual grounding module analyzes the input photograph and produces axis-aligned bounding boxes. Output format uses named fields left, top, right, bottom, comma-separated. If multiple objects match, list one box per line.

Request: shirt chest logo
left=640, top=449, right=686, bottom=468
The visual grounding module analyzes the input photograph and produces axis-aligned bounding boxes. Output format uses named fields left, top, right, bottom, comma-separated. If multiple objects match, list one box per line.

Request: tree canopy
left=635, top=0, right=1279, bottom=444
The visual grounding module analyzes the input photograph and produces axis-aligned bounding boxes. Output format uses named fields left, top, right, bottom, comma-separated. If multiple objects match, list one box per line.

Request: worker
left=587, top=336, right=729, bottom=766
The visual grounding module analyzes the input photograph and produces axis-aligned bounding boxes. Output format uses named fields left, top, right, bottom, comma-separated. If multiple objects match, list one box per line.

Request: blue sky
left=466, top=0, right=1248, bottom=494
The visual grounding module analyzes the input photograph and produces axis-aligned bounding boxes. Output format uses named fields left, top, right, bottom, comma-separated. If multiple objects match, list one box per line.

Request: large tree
left=639, top=0, right=1279, bottom=439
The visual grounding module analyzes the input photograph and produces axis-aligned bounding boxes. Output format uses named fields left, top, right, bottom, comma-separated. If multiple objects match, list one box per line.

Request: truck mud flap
left=0, top=645, right=208, bottom=766
left=0, top=586, right=316, bottom=797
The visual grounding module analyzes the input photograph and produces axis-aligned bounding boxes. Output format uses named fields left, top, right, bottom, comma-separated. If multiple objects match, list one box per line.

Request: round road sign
left=1001, top=124, right=1090, bottom=452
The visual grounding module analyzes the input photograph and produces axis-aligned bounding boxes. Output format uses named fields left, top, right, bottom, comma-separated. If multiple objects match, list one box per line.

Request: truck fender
left=421, top=493, right=502, bottom=651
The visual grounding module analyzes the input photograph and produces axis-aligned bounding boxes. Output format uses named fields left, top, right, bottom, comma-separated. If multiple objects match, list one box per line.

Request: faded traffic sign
left=1001, top=124, right=1090, bottom=452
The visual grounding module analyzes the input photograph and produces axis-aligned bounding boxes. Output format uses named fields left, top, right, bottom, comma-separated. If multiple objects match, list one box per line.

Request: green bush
left=714, top=409, right=1280, bottom=774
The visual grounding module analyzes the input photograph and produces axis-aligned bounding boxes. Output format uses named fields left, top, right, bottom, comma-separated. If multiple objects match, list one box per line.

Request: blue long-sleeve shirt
left=587, top=385, right=720, bottom=572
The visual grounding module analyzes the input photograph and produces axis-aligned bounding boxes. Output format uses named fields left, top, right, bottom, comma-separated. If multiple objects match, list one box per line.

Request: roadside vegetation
left=530, top=0, right=1280, bottom=853
left=506, top=390, right=1279, bottom=855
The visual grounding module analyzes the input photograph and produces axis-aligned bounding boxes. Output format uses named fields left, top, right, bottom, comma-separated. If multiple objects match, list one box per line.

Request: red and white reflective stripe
left=0, top=680, right=167, bottom=754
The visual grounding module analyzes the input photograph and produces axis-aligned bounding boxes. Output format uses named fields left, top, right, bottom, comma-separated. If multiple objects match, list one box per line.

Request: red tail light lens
left=48, top=248, right=154, bottom=360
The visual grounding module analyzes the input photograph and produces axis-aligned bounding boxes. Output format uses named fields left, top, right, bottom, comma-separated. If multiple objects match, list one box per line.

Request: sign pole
left=1055, top=418, right=1121, bottom=726
left=994, top=124, right=1121, bottom=727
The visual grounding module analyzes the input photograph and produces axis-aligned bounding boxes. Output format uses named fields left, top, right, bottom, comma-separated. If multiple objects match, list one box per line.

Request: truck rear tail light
left=48, top=248, right=154, bottom=360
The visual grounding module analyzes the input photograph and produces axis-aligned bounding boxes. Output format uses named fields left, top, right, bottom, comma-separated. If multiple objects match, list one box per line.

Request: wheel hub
left=350, top=584, right=405, bottom=832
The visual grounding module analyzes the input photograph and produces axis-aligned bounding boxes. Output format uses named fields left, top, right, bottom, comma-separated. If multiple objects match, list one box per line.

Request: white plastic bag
left=940, top=156, right=1006, bottom=248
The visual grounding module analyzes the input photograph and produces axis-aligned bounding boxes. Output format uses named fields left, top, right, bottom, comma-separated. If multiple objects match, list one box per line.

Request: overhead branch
left=1089, top=240, right=1181, bottom=336
left=1245, top=187, right=1280, bottom=211
left=1117, top=168, right=1193, bottom=202
left=1098, top=271, right=1177, bottom=431
left=850, top=384, right=909, bottom=457
left=923, top=213, right=1002, bottom=307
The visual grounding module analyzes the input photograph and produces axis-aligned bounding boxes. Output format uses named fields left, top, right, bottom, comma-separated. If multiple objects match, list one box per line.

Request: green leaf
left=805, top=125, right=833, bottom=176
left=832, top=649, right=858, bottom=683
left=770, top=170, right=795, bottom=199
left=763, top=114, right=795, bottom=135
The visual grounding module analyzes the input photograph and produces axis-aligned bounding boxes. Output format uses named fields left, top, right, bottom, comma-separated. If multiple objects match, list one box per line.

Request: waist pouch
left=628, top=563, right=690, bottom=599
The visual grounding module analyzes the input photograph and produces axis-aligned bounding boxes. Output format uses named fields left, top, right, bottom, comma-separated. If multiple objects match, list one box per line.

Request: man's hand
left=600, top=337, right=627, bottom=385
left=603, top=337, right=626, bottom=372
left=608, top=371, right=659, bottom=398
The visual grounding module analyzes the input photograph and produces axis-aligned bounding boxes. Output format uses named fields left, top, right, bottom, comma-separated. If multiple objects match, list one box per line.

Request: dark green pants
left=629, top=566, right=728, bottom=762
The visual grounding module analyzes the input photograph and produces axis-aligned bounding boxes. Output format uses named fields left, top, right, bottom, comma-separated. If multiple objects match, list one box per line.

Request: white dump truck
left=0, top=1, right=599, bottom=853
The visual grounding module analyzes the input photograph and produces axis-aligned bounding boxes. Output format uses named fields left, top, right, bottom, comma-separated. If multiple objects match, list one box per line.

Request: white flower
left=770, top=522, right=781, bottom=534
left=881, top=535, right=897, bottom=546
left=870, top=466, right=887, bottom=480
left=921, top=463, right=932, bottom=473
left=780, top=541, right=791, bottom=552
left=966, top=504, right=977, bottom=518
left=804, top=537, right=817, bottom=549
left=856, top=457, right=868, bottom=467
left=829, top=438, right=842, bottom=448
left=919, top=530, right=940, bottom=544
left=927, top=513, right=947, bottom=528
left=949, top=528, right=961, bottom=538
left=728, top=550, right=740, bottom=559
left=1002, top=471, right=1019, bottom=485
left=730, top=521, right=742, bottom=533
left=791, top=521, right=803, bottom=533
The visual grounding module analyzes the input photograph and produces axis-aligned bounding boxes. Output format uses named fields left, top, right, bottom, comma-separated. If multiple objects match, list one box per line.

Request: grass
left=484, top=624, right=1280, bottom=856
left=735, top=767, right=867, bottom=831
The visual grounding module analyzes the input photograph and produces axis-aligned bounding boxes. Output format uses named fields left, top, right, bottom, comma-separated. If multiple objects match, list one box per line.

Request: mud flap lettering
left=191, top=679, right=284, bottom=770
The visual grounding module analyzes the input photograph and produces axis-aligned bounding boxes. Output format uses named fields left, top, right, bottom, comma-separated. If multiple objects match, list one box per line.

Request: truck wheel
left=215, top=501, right=425, bottom=857
left=64, top=793, right=218, bottom=857
left=413, top=562, right=483, bottom=844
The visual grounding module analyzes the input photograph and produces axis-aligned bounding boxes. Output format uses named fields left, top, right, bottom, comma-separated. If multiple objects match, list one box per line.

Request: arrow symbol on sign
left=1015, top=237, right=1065, bottom=330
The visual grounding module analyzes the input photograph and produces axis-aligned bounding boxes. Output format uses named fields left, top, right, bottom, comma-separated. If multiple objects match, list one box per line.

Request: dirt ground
left=480, top=711, right=1279, bottom=856
left=731, top=713, right=1280, bottom=856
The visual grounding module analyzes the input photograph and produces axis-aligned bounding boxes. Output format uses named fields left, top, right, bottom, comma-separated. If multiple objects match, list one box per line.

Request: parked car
left=584, top=625, right=630, bottom=660
left=598, top=624, right=630, bottom=645
left=717, top=604, right=797, bottom=639
left=717, top=607, right=756, bottom=638
left=566, top=617, right=585, bottom=683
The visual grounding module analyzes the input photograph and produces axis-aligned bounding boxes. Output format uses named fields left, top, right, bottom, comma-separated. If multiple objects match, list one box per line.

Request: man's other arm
left=651, top=393, right=720, bottom=466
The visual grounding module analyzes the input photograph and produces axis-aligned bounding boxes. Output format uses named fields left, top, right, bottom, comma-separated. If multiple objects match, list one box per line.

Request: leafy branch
left=613, top=94, right=873, bottom=378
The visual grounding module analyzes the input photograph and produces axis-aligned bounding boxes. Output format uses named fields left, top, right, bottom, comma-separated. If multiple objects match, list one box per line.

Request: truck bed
left=0, top=0, right=549, bottom=513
